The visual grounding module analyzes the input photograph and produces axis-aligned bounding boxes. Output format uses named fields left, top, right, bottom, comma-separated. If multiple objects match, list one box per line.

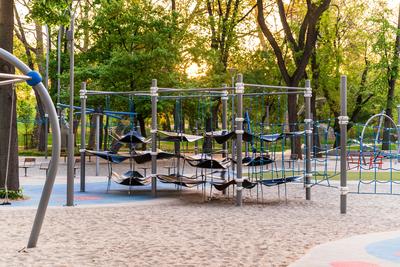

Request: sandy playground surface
left=2, top=179, right=400, bottom=267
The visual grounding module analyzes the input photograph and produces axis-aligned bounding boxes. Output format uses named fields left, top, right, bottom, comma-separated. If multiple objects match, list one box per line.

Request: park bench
left=39, top=161, right=50, bottom=176
left=19, top=157, right=36, bottom=177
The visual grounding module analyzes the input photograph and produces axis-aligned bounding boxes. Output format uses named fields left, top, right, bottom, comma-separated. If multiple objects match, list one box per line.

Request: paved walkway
left=291, top=231, right=400, bottom=267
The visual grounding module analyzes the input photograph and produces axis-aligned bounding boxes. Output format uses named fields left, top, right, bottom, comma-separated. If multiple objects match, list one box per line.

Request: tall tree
left=257, top=0, right=331, bottom=156
left=14, top=1, right=49, bottom=152
left=382, top=4, right=400, bottom=150
left=311, top=0, right=375, bottom=147
left=0, top=0, right=19, bottom=191
left=79, top=0, right=182, bottom=143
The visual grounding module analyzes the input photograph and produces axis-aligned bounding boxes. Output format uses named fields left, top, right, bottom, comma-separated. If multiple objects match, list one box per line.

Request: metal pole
left=397, top=105, right=400, bottom=127
left=304, top=80, right=312, bottom=200
left=80, top=82, right=86, bottom=192
left=174, top=100, right=181, bottom=176
left=66, top=13, right=75, bottom=207
left=265, top=104, right=270, bottom=153
left=57, top=26, right=63, bottom=116
left=44, top=113, right=48, bottom=159
left=235, top=74, right=244, bottom=206
left=231, top=75, right=236, bottom=174
left=0, top=47, right=61, bottom=248
left=397, top=105, right=400, bottom=157
left=151, top=79, right=158, bottom=197
left=244, top=110, right=249, bottom=157
left=194, top=124, right=198, bottom=154
left=45, top=25, right=50, bottom=91
left=221, top=86, right=228, bottom=158
left=339, top=75, right=348, bottom=214
left=95, top=113, right=100, bottom=176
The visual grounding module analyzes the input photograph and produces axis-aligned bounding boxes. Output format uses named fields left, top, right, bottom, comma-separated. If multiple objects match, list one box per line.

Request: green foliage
left=28, top=0, right=71, bottom=25
left=370, top=4, right=400, bottom=112
left=0, top=188, right=24, bottom=200
left=21, top=0, right=400, bottom=136
left=310, top=0, right=389, bottom=121
left=18, top=100, right=35, bottom=134
left=74, top=0, right=182, bottom=118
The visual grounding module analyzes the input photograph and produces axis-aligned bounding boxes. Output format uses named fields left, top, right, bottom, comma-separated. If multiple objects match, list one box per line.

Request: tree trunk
left=32, top=23, right=47, bottom=152
left=257, top=0, right=331, bottom=158
left=382, top=5, right=400, bottom=150
left=203, top=117, right=213, bottom=154
left=165, top=113, right=171, bottom=131
left=311, top=48, right=321, bottom=156
left=0, top=0, right=19, bottom=191
left=137, top=114, right=147, bottom=150
left=287, top=84, right=302, bottom=159
left=212, top=99, right=221, bottom=129
left=15, top=6, right=47, bottom=152
left=83, top=1, right=90, bottom=51
left=73, top=119, right=80, bottom=147
left=103, top=115, right=109, bottom=150
left=382, top=83, right=396, bottom=150
left=171, top=0, right=176, bottom=11
left=88, top=108, right=104, bottom=150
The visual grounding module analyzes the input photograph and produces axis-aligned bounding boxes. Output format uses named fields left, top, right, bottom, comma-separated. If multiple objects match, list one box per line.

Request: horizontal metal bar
left=85, top=90, right=150, bottom=96
left=237, top=91, right=305, bottom=97
left=158, top=87, right=234, bottom=93
left=58, top=103, right=136, bottom=116
left=244, top=83, right=307, bottom=90
left=159, top=93, right=224, bottom=99
left=0, top=78, right=26, bottom=86
left=58, top=103, right=95, bottom=111
left=104, top=110, right=137, bottom=116
left=0, top=73, right=32, bottom=80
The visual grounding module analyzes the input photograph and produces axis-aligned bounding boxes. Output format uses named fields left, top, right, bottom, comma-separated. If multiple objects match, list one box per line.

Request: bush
left=0, top=188, right=24, bottom=200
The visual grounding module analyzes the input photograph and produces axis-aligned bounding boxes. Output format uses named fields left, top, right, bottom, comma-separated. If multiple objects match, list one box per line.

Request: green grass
left=244, top=170, right=400, bottom=181
left=316, top=171, right=400, bottom=181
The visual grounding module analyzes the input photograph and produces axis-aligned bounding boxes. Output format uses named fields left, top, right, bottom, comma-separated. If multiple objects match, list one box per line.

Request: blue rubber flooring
left=4, top=181, right=178, bottom=207
left=366, top=237, right=400, bottom=263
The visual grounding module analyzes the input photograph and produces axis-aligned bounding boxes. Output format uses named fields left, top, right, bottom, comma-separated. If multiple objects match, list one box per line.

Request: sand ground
left=2, top=180, right=400, bottom=267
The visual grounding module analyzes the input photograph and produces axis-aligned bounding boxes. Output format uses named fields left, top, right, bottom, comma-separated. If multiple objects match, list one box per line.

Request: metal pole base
left=236, top=189, right=242, bottom=206
left=340, top=195, right=347, bottom=214
left=151, top=177, right=157, bottom=197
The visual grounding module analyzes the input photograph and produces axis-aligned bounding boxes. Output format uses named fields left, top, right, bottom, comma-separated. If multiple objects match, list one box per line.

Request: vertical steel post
left=231, top=76, right=236, bottom=174
left=339, top=75, right=348, bottom=214
left=235, top=74, right=244, bottom=206
left=44, top=113, right=49, bottom=159
left=44, top=25, right=50, bottom=159
left=265, top=105, right=270, bottom=153
left=151, top=79, right=158, bottom=197
left=57, top=26, right=63, bottom=116
left=304, top=80, right=312, bottom=200
left=80, top=82, right=86, bottom=192
left=397, top=105, right=400, bottom=127
left=222, top=85, right=228, bottom=158
left=95, top=113, right=100, bottom=176
left=45, top=25, right=50, bottom=91
left=174, top=100, right=181, bottom=176
left=397, top=105, right=400, bottom=157
left=66, top=14, right=75, bottom=207
left=194, top=124, right=199, bottom=154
